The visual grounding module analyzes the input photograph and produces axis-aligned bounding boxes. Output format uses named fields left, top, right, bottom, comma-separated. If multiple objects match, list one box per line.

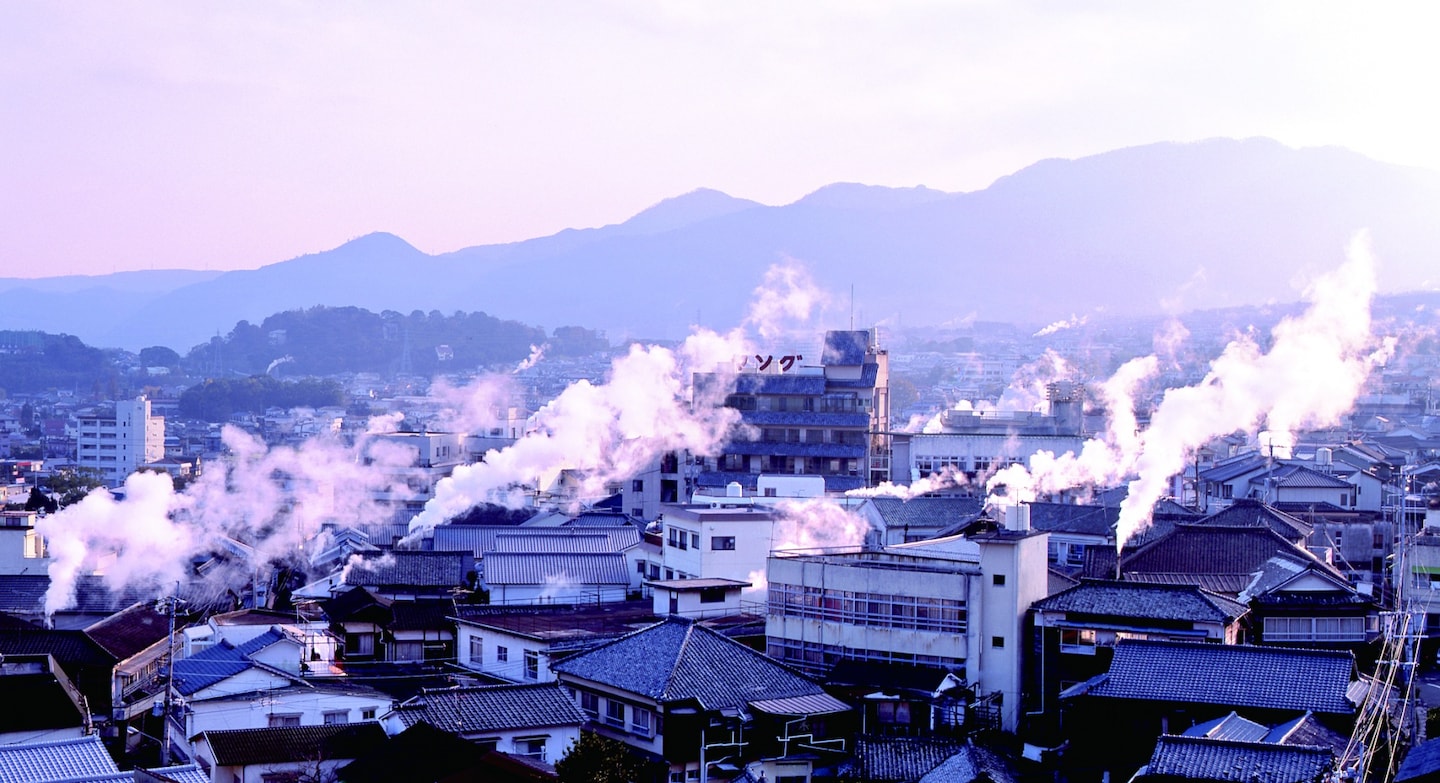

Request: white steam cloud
left=987, top=235, right=1392, bottom=550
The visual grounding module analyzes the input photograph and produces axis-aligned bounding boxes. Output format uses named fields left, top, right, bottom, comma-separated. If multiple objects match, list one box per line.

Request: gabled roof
left=1194, top=500, right=1312, bottom=542
left=84, top=601, right=171, bottom=661
left=865, top=497, right=984, bottom=532
left=1197, top=454, right=1270, bottom=484
left=854, top=736, right=965, bottom=782
left=1242, top=557, right=1366, bottom=604
left=483, top=552, right=632, bottom=587
left=344, top=551, right=469, bottom=589
left=1182, top=711, right=1269, bottom=742
left=389, top=599, right=458, bottom=632
left=1026, top=502, right=1119, bottom=537
left=171, top=627, right=293, bottom=695
left=1139, top=735, right=1333, bottom=782
left=1261, top=464, right=1355, bottom=490
left=1100, top=523, right=1336, bottom=594
left=553, top=616, right=827, bottom=712
left=392, top=682, right=587, bottom=733
left=323, top=586, right=394, bottom=624
left=201, top=722, right=387, bottom=766
left=1032, top=580, right=1248, bottom=624
left=0, top=735, right=118, bottom=781
left=1063, top=639, right=1355, bottom=715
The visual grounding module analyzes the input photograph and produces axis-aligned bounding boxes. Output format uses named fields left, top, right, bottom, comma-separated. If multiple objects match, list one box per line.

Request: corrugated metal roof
left=434, top=525, right=639, bottom=556
left=483, top=552, right=632, bottom=586
left=749, top=692, right=851, bottom=716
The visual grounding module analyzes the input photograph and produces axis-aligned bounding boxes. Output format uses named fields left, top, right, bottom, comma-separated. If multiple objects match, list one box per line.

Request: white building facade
left=75, top=396, right=165, bottom=487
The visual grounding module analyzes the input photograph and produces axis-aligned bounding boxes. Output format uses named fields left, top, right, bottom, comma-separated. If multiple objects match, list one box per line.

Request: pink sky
left=3, top=2, right=1438, bottom=277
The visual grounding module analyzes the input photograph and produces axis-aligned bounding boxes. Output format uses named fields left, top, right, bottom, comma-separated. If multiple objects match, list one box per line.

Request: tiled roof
left=854, top=736, right=965, bottom=782
left=742, top=410, right=870, bottom=427
left=1265, top=712, right=1349, bottom=753
left=80, top=763, right=210, bottom=783
left=389, top=599, right=457, bottom=631
left=1265, top=464, right=1354, bottom=490
left=1397, top=736, right=1440, bottom=782
left=867, top=497, right=984, bottom=531
left=202, top=722, right=387, bottom=766
left=433, top=525, right=639, bottom=556
left=172, top=627, right=290, bottom=695
left=1140, top=735, right=1333, bottom=782
left=322, top=586, right=394, bottom=624
left=345, top=551, right=469, bottom=588
left=393, top=682, right=587, bottom=733
left=84, top=601, right=171, bottom=661
left=1197, top=454, right=1269, bottom=484
left=1243, top=558, right=1364, bottom=603
left=0, top=735, right=119, bottom=781
left=553, top=616, right=827, bottom=711
left=483, top=552, right=632, bottom=587
left=1112, top=524, right=1318, bottom=585
left=1066, top=639, right=1354, bottom=715
left=1027, top=502, right=1120, bottom=537
left=1032, top=580, right=1249, bottom=624
left=1194, top=499, right=1312, bottom=541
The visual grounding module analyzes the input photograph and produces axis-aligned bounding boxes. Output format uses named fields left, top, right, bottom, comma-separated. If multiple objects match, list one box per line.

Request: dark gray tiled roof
left=868, top=497, right=984, bottom=531
left=84, top=601, right=171, bottom=661
left=1397, top=736, right=1440, bottom=782
left=389, top=599, right=457, bottom=632
left=1198, top=454, right=1269, bottom=484
left=1027, top=502, right=1120, bottom=537
left=1032, top=580, right=1248, bottom=623
left=1112, top=524, right=1321, bottom=586
left=1182, top=711, right=1269, bottom=742
left=1195, top=499, right=1312, bottom=541
left=202, top=722, right=387, bottom=766
left=553, top=616, right=827, bottom=711
left=393, top=682, right=587, bottom=733
left=854, top=736, right=965, bottom=782
left=1067, top=639, right=1354, bottom=715
left=482, top=552, right=632, bottom=586
left=1140, top=735, right=1333, bottom=782
left=1263, top=464, right=1354, bottom=490
left=345, top=551, right=470, bottom=588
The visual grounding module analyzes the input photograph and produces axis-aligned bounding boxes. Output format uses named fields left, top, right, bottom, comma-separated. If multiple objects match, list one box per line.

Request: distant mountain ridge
left=4, top=137, right=1439, bottom=352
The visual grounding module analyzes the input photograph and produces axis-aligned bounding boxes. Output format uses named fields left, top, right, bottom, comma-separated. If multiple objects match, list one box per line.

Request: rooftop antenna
left=849, top=285, right=855, bottom=330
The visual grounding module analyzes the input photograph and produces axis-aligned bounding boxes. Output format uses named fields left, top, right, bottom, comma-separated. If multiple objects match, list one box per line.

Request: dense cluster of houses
left=5, top=327, right=1440, bottom=782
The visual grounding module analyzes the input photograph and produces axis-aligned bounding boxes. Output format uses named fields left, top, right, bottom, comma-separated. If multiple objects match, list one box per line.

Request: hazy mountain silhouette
left=6, top=137, right=1439, bottom=352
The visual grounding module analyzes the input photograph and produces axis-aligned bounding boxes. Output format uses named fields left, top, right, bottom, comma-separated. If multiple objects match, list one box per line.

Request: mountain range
left=3, top=136, right=1438, bottom=353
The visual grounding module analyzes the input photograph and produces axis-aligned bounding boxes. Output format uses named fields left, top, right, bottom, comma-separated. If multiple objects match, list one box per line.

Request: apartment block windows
left=712, top=536, right=736, bottom=551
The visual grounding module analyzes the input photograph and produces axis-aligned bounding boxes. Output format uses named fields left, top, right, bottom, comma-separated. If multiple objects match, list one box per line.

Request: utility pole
left=155, top=584, right=185, bottom=766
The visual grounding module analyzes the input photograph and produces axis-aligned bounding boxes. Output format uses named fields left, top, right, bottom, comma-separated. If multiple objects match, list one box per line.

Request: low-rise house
left=1058, top=639, right=1357, bottom=781
left=1028, top=580, right=1249, bottom=735
left=482, top=552, right=633, bottom=604
left=182, top=682, right=391, bottom=741
left=322, top=587, right=456, bottom=663
left=0, top=653, right=90, bottom=744
left=340, top=550, right=472, bottom=600
left=647, top=577, right=750, bottom=619
left=453, top=601, right=660, bottom=683
left=854, top=496, right=984, bottom=546
left=384, top=682, right=586, bottom=764
left=1132, top=735, right=1334, bottom=782
left=554, top=616, right=855, bottom=783
left=191, top=722, right=387, bottom=783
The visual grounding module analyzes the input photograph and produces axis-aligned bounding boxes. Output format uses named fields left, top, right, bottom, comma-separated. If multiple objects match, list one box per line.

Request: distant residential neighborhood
left=2, top=303, right=1440, bottom=783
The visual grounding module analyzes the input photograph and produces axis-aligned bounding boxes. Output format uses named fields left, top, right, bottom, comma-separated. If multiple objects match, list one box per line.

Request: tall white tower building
left=76, top=396, right=166, bottom=487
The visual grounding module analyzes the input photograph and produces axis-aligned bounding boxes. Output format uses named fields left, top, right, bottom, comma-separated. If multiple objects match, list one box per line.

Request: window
left=323, top=710, right=349, bottom=725
left=633, top=480, right=644, bottom=492
left=361, top=708, right=377, bottom=720
left=700, top=588, right=727, bottom=604
left=580, top=691, right=600, bottom=717
left=691, top=532, right=700, bottom=549
left=992, top=574, right=1006, bottom=586
left=712, top=536, right=736, bottom=551
left=1264, top=616, right=1366, bottom=642
left=1059, top=628, right=1098, bottom=654
left=992, top=636, right=1005, bottom=648
left=518, top=737, right=547, bottom=761
left=497, top=646, right=509, bottom=662
left=469, top=636, right=483, bottom=665
left=605, top=699, right=626, bottom=728
left=637, top=560, right=647, bottom=574
left=524, top=649, right=539, bottom=680
left=268, top=713, right=301, bottom=728
left=631, top=706, right=653, bottom=737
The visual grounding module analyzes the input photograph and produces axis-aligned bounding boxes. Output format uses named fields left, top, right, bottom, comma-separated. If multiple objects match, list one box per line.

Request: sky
left=3, top=1, right=1439, bottom=278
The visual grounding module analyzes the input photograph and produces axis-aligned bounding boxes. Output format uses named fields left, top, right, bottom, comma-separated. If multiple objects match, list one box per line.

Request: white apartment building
left=764, top=517, right=1049, bottom=732
left=75, top=396, right=165, bottom=487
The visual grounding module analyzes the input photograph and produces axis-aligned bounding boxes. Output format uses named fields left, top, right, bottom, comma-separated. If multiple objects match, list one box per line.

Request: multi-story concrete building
left=764, top=510, right=1049, bottom=732
left=692, top=329, right=891, bottom=496
left=75, top=396, right=165, bottom=487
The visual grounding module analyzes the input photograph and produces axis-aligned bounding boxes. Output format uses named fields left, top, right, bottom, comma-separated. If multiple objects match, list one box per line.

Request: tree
left=555, top=731, right=666, bottom=783
left=43, top=467, right=105, bottom=507
left=24, top=486, right=57, bottom=514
